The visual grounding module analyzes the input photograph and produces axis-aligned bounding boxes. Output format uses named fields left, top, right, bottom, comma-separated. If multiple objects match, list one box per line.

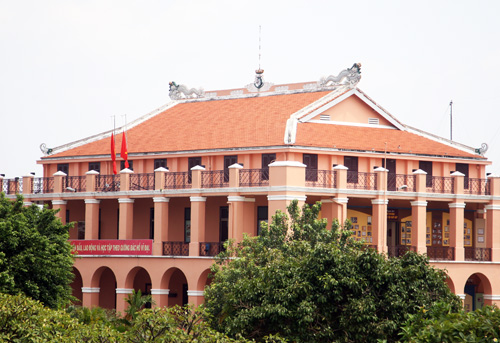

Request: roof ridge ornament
left=246, top=69, right=273, bottom=93
left=318, top=63, right=362, bottom=89
left=169, top=81, right=205, bottom=100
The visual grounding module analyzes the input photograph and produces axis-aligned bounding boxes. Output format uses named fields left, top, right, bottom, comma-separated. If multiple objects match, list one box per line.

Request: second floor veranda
left=1, top=162, right=493, bottom=199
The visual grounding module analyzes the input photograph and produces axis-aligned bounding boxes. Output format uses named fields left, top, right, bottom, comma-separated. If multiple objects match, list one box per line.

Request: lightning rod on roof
left=450, top=100, right=453, bottom=141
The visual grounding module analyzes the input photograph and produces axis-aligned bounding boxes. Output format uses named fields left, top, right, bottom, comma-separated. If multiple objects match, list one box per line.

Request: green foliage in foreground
left=204, top=201, right=461, bottom=343
left=0, top=292, right=285, bottom=342
left=0, top=193, right=75, bottom=308
left=399, top=301, right=500, bottom=343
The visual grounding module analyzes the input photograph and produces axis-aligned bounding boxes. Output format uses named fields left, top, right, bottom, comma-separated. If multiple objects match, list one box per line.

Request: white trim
left=153, top=197, right=170, bottom=203
left=22, top=174, right=35, bottom=178
left=120, top=168, right=134, bottom=174
left=81, top=287, right=100, bottom=293
left=334, top=197, right=349, bottom=204
left=457, top=294, right=466, bottom=300
left=332, top=164, right=348, bottom=170
left=52, top=200, right=68, bottom=206
left=190, top=165, right=206, bottom=171
left=410, top=201, right=428, bottom=207
left=267, top=195, right=307, bottom=201
left=118, top=198, right=135, bottom=204
left=477, top=209, right=486, bottom=214
left=154, top=167, right=169, bottom=172
left=227, top=196, right=255, bottom=202
left=53, top=171, right=67, bottom=176
left=228, top=163, right=244, bottom=169
left=485, top=205, right=500, bottom=211
left=412, top=169, right=427, bottom=175
left=190, top=196, right=207, bottom=202
left=115, top=288, right=134, bottom=294
left=373, top=167, right=388, bottom=172
left=23, top=201, right=33, bottom=206
left=450, top=171, right=465, bottom=177
left=307, top=120, right=397, bottom=130
left=371, top=199, right=388, bottom=205
left=86, top=170, right=100, bottom=175
left=483, top=294, right=500, bottom=301
left=187, top=290, right=204, bottom=297
left=268, top=161, right=306, bottom=168
left=448, top=203, right=466, bottom=209
left=85, top=199, right=101, bottom=204
left=151, top=289, right=170, bottom=295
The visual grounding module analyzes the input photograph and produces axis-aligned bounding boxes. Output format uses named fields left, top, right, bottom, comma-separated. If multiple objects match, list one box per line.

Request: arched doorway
left=130, top=268, right=153, bottom=309
left=70, top=267, right=83, bottom=305
left=464, top=273, right=492, bottom=312
left=94, top=267, right=117, bottom=310
left=168, top=268, right=188, bottom=307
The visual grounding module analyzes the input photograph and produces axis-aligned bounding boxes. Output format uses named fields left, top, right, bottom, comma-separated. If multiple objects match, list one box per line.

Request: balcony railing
left=427, top=176, right=454, bottom=194
left=201, top=170, right=228, bottom=188
left=347, top=172, right=377, bottom=190
left=63, top=176, right=86, bottom=193
left=305, top=170, right=337, bottom=188
left=427, top=246, right=454, bottom=260
left=240, top=169, right=269, bottom=187
left=199, top=242, right=224, bottom=256
left=96, top=175, right=120, bottom=192
left=32, top=177, right=54, bottom=194
left=164, top=172, right=191, bottom=189
left=464, top=247, right=491, bottom=261
left=387, top=174, right=415, bottom=192
left=130, top=173, right=155, bottom=191
left=163, top=241, right=189, bottom=256
left=2, top=178, right=22, bottom=194
left=464, top=178, right=490, bottom=195
left=387, top=245, right=416, bottom=257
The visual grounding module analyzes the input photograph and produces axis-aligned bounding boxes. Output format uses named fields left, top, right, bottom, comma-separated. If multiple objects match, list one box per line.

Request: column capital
left=81, top=287, right=100, bottom=293
left=485, top=204, right=500, bottom=211
left=371, top=199, right=388, bottom=205
left=190, top=196, right=207, bottom=202
left=115, top=288, right=134, bottom=294
left=151, top=289, right=170, bottom=295
left=23, top=201, right=33, bottom=207
left=118, top=198, right=135, bottom=204
left=52, top=200, right=68, bottom=206
left=85, top=199, right=101, bottom=204
left=410, top=200, right=428, bottom=207
left=448, top=202, right=466, bottom=209
left=187, top=290, right=204, bottom=297
left=227, top=196, right=256, bottom=202
left=267, top=195, right=307, bottom=202
left=153, top=197, right=170, bottom=203
left=334, top=197, right=349, bottom=204
left=269, top=161, right=306, bottom=168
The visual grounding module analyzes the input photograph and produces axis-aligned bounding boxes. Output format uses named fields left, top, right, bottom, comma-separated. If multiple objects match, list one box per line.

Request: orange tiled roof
left=295, top=122, right=480, bottom=159
left=50, top=91, right=331, bottom=158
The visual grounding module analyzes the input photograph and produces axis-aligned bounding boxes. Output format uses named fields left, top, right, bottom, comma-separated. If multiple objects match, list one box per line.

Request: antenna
left=449, top=100, right=453, bottom=141
left=258, top=25, right=262, bottom=70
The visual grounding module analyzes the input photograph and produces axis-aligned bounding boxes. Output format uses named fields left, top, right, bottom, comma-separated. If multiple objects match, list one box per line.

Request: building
left=2, top=64, right=498, bottom=313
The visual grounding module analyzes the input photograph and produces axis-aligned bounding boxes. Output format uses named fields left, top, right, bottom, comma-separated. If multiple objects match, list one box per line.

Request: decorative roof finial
left=246, top=26, right=273, bottom=92
left=318, top=63, right=362, bottom=89
left=169, top=81, right=205, bottom=100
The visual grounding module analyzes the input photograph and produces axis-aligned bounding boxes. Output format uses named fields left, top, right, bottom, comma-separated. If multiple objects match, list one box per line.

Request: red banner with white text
left=70, top=240, right=153, bottom=255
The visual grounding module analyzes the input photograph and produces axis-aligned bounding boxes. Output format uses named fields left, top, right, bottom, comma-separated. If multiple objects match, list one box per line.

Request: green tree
left=0, top=193, right=75, bottom=308
left=204, top=201, right=461, bottom=343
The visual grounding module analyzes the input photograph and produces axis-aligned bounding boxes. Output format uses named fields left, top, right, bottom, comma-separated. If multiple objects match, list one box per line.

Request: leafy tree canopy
left=0, top=193, right=75, bottom=308
left=204, top=201, right=461, bottom=343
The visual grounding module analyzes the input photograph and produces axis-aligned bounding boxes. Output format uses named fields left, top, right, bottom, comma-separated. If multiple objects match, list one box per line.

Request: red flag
left=121, top=131, right=129, bottom=168
left=111, top=133, right=117, bottom=175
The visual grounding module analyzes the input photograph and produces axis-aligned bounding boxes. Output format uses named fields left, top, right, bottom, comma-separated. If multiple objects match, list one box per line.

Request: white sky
left=1, top=0, right=500, bottom=178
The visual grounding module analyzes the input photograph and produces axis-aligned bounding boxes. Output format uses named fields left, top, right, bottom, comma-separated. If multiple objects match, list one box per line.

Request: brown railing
left=427, top=176, right=454, bottom=194
left=63, top=176, right=86, bottom=192
left=96, top=175, right=120, bottom=192
left=32, top=177, right=54, bottom=194
left=163, top=241, right=189, bottom=256
left=164, top=172, right=190, bottom=189
left=464, top=178, right=490, bottom=195
left=347, top=172, right=377, bottom=190
left=305, top=170, right=337, bottom=188
left=465, top=247, right=491, bottom=261
left=240, top=169, right=269, bottom=187
left=2, top=178, right=21, bottom=194
left=427, top=246, right=454, bottom=260
left=387, top=245, right=416, bottom=257
left=201, top=170, right=227, bottom=188
left=387, top=174, right=415, bottom=192
left=130, top=173, right=155, bottom=191
left=199, top=242, right=224, bottom=256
